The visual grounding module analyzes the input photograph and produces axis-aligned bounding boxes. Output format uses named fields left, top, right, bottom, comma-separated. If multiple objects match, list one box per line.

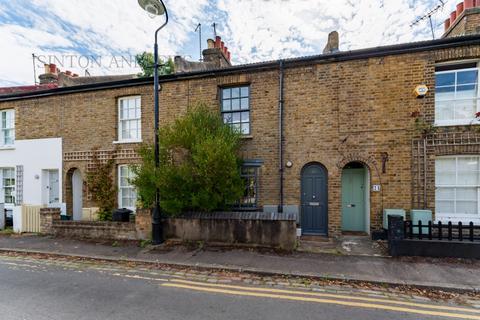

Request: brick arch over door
left=336, top=153, right=384, bottom=225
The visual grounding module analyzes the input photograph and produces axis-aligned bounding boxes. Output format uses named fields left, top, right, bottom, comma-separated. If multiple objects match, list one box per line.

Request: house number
left=372, top=185, right=381, bottom=192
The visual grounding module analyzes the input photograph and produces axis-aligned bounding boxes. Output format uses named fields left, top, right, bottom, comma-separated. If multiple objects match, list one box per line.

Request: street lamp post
left=137, top=0, right=169, bottom=245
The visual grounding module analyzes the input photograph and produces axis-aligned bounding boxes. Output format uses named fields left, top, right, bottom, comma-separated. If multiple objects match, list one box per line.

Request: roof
left=0, top=83, right=58, bottom=96
left=1, top=34, right=480, bottom=102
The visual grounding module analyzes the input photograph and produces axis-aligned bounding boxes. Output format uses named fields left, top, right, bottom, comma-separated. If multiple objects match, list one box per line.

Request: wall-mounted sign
left=372, top=184, right=381, bottom=192
left=414, top=84, right=428, bottom=98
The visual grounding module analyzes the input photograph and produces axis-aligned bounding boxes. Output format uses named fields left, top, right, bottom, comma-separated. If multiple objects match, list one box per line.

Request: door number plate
left=309, top=202, right=320, bottom=206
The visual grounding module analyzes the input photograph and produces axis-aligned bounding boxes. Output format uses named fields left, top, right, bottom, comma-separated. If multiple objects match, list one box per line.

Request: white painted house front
left=0, top=110, right=63, bottom=231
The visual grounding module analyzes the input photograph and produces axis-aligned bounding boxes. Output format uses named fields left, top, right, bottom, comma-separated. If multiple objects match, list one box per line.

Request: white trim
left=117, top=165, right=137, bottom=212
left=117, top=96, right=142, bottom=142
left=113, top=140, right=142, bottom=144
left=435, top=59, right=479, bottom=67
left=435, top=66, right=480, bottom=126
left=435, top=155, right=480, bottom=221
left=0, top=109, right=15, bottom=148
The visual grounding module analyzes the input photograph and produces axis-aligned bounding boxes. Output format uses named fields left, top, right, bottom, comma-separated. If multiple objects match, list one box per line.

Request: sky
left=0, top=0, right=461, bottom=86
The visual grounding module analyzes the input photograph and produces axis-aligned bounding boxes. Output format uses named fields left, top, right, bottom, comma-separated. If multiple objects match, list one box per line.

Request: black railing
left=404, top=220, right=480, bottom=242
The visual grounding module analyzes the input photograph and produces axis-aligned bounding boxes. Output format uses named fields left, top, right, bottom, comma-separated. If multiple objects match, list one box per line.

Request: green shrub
left=132, top=103, right=244, bottom=215
left=86, top=151, right=117, bottom=221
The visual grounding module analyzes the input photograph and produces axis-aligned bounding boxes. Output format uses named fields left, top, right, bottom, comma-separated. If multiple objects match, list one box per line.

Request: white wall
left=0, top=138, right=63, bottom=209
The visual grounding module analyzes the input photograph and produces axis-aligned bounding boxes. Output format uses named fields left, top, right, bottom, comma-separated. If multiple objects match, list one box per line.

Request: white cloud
left=217, top=0, right=458, bottom=64
left=0, top=0, right=461, bottom=85
left=0, top=0, right=209, bottom=85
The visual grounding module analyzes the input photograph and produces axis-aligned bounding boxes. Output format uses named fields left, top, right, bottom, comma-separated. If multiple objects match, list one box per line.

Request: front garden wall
left=136, top=209, right=297, bottom=250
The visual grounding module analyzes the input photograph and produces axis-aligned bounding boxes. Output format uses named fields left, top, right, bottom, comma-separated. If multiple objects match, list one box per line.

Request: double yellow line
left=163, top=279, right=480, bottom=319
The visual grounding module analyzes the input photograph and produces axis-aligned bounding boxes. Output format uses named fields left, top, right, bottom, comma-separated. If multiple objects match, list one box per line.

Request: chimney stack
left=323, top=31, right=340, bottom=54
left=202, top=35, right=232, bottom=66
left=444, top=1, right=480, bottom=37
left=39, top=63, right=59, bottom=84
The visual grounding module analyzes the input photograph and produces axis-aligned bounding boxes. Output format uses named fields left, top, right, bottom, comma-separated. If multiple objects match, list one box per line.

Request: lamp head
left=138, top=0, right=166, bottom=17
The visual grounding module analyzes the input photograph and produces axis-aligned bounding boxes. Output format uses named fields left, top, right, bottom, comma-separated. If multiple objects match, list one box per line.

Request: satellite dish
left=138, top=0, right=166, bottom=17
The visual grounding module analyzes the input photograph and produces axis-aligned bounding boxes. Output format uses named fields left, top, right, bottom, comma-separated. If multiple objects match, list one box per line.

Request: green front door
left=341, top=168, right=366, bottom=232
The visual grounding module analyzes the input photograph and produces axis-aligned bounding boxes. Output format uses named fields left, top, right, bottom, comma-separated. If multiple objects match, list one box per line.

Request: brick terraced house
left=1, top=2, right=480, bottom=237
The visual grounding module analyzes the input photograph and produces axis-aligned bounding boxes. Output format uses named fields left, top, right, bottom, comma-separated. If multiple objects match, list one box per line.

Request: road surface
left=0, top=253, right=478, bottom=320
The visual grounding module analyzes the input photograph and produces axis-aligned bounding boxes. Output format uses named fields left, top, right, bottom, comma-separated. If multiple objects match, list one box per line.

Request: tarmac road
left=0, top=254, right=478, bottom=320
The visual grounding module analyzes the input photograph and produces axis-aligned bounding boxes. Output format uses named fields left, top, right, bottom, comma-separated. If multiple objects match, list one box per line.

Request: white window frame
left=117, top=96, right=142, bottom=143
left=435, top=155, right=480, bottom=222
left=435, top=65, right=480, bottom=126
left=0, top=167, right=15, bottom=206
left=118, top=165, right=137, bottom=212
left=0, top=109, right=15, bottom=148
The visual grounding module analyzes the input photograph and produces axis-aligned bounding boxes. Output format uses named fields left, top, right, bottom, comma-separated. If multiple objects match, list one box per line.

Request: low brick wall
left=136, top=209, right=297, bottom=250
left=40, top=208, right=296, bottom=248
left=40, top=208, right=137, bottom=241
left=52, top=221, right=137, bottom=240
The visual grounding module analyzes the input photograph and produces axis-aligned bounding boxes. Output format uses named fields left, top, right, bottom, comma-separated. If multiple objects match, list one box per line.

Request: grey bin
left=411, top=209, right=432, bottom=235
left=383, top=209, right=406, bottom=229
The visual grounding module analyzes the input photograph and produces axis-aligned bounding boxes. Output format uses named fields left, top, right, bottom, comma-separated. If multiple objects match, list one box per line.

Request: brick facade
left=2, top=36, right=480, bottom=237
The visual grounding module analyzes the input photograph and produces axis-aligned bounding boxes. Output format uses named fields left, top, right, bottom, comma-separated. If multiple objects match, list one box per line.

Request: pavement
left=0, top=234, right=479, bottom=293
left=1, top=253, right=479, bottom=320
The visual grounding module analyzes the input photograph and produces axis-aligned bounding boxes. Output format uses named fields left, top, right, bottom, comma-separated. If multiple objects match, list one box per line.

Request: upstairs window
left=118, top=96, right=141, bottom=142
left=0, top=110, right=14, bottom=147
left=435, top=63, right=479, bottom=126
left=0, top=168, right=15, bottom=204
left=221, top=86, right=250, bottom=135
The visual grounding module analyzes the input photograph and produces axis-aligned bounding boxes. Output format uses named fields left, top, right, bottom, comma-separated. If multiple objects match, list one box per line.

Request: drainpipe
left=278, top=60, right=285, bottom=213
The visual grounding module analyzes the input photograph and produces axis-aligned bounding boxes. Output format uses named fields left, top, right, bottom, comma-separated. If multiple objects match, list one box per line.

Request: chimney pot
left=450, top=10, right=457, bottom=24
left=207, top=38, right=215, bottom=49
left=227, top=51, right=231, bottom=61
left=215, top=36, right=221, bottom=48
left=73, top=73, right=78, bottom=77
left=65, top=70, right=72, bottom=76
left=465, top=0, right=475, bottom=9
left=220, top=41, right=224, bottom=50
left=224, top=46, right=228, bottom=55
left=456, top=2, right=464, bottom=16
left=49, top=63, right=57, bottom=74
left=444, top=18, right=451, bottom=30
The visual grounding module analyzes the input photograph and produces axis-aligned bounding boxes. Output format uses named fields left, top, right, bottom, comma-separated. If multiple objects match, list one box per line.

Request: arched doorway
left=71, top=169, right=83, bottom=221
left=300, top=163, right=328, bottom=235
left=341, top=162, right=370, bottom=233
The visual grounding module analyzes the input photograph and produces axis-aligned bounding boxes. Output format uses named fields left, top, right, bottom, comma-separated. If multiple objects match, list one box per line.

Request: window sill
left=434, top=121, right=480, bottom=127
left=113, top=140, right=143, bottom=145
left=240, top=135, right=253, bottom=139
left=0, top=145, right=15, bottom=150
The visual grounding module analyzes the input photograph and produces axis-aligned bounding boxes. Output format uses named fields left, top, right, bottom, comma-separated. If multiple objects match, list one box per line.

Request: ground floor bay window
left=435, top=156, right=480, bottom=223
left=118, top=165, right=137, bottom=212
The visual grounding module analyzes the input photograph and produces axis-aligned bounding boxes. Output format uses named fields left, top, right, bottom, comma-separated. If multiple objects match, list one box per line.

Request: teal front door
left=341, top=168, right=366, bottom=232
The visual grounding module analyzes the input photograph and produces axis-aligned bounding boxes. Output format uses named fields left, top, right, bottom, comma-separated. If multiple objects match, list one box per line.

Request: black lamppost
left=137, top=0, right=169, bottom=244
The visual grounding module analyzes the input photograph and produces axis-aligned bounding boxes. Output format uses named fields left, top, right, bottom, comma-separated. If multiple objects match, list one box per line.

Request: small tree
left=86, top=152, right=117, bottom=221
left=132, top=103, right=244, bottom=215
left=135, top=51, right=174, bottom=77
